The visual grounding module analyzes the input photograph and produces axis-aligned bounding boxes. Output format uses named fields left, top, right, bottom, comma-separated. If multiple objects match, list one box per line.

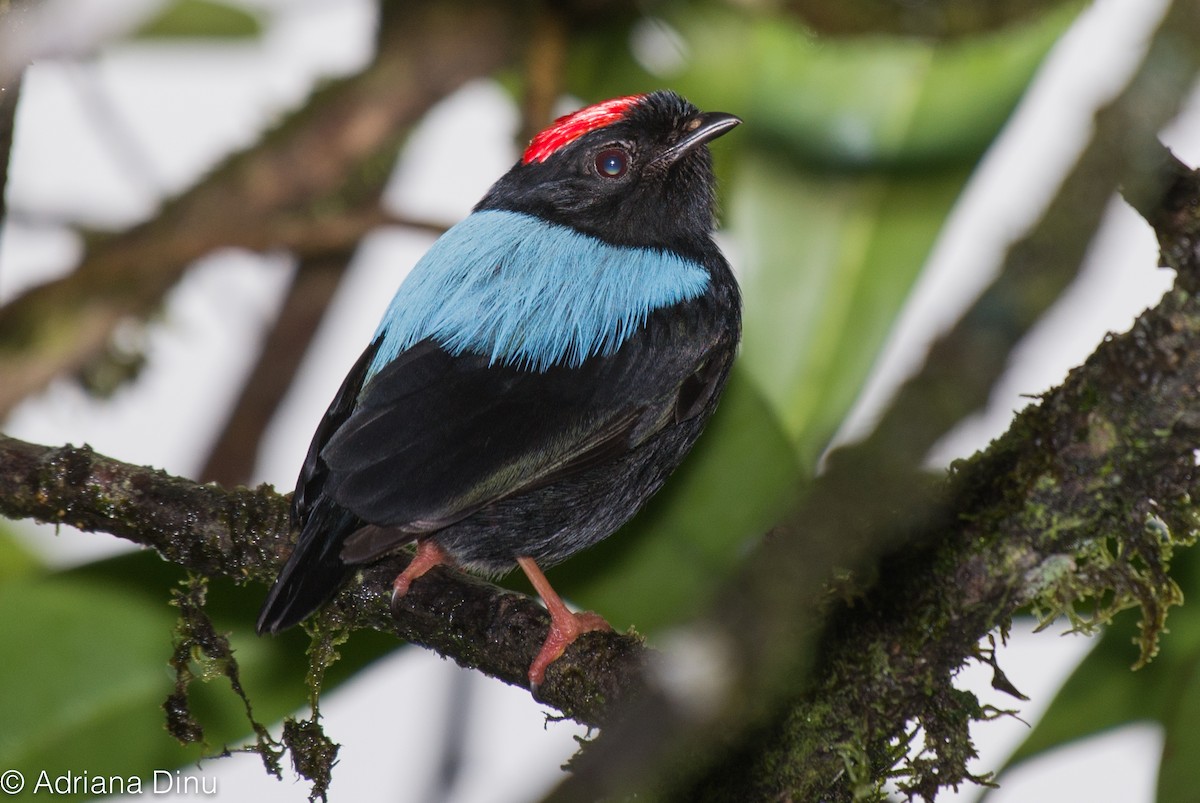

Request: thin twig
left=199, top=250, right=353, bottom=488
left=0, top=0, right=513, bottom=419
left=0, top=66, right=21, bottom=254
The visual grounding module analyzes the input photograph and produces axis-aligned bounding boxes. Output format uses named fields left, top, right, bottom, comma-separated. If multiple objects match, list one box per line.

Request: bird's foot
left=528, top=608, right=612, bottom=690
left=392, top=540, right=452, bottom=600
left=516, top=555, right=613, bottom=689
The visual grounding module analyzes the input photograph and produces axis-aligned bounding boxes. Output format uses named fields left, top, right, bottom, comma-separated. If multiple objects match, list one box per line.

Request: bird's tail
left=256, top=501, right=357, bottom=635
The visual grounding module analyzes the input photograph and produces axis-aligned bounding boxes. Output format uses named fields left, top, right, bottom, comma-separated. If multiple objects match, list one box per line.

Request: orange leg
left=517, top=555, right=612, bottom=689
left=392, top=540, right=453, bottom=600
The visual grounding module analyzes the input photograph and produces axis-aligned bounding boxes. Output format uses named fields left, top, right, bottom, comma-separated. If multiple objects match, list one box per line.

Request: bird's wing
left=316, top=327, right=719, bottom=537
left=291, top=338, right=382, bottom=523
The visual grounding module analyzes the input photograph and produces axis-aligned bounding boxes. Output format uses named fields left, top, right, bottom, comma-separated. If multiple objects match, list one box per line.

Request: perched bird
left=256, top=90, right=742, bottom=687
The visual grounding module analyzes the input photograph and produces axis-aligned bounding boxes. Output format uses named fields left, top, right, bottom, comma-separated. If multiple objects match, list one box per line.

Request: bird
left=256, top=90, right=742, bottom=688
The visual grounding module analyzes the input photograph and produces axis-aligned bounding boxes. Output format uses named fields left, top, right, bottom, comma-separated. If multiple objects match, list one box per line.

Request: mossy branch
left=4, top=147, right=1199, bottom=789
left=2, top=1, right=1199, bottom=798
left=543, top=184, right=1200, bottom=802
left=0, top=434, right=645, bottom=727
left=3, top=242, right=1196, bottom=797
left=1, top=170, right=1198, bottom=792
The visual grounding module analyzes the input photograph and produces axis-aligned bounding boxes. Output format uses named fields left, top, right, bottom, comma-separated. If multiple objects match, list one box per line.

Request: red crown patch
left=522, top=95, right=644, bottom=165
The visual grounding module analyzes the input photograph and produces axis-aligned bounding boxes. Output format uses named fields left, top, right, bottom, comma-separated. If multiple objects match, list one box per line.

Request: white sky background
left=0, top=0, right=1196, bottom=800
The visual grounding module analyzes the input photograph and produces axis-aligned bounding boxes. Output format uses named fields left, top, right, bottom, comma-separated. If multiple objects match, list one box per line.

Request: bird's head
left=476, top=91, right=741, bottom=258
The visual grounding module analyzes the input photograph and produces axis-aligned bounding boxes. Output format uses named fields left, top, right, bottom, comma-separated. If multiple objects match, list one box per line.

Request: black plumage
left=257, top=90, right=741, bottom=685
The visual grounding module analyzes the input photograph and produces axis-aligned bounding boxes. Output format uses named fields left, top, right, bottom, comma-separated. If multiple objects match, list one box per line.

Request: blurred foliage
left=5, top=0, right=1191, bottom=798
left=553, top=3, right=1075, bottom=619
left=731, top=155, right=969, bottom=466
left=0, top=577, right=182, bottom=794
left=780, top=0, right=1080, bottom=39
left=0, top=521, right=39, bottom=581
left=0, top=541, right=394, bottom=801
left=133, top=0, right=262, bottom=40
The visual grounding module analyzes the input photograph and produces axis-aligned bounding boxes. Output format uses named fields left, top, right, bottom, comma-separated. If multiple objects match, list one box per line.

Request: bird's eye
left=594, top=148, right=629, bottom=179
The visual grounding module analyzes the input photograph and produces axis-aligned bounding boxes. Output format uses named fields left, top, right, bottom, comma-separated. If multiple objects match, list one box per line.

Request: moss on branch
left=1, top=278, right=1197, bottom=798
left=0, top=434, right=646, bottom=728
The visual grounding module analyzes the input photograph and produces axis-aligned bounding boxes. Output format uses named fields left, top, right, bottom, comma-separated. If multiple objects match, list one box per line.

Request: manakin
left=257, top=91, right=742, bottom=686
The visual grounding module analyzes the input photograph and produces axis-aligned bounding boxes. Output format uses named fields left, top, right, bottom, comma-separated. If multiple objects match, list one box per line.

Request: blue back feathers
left=367, top=210, right=710, bottom=377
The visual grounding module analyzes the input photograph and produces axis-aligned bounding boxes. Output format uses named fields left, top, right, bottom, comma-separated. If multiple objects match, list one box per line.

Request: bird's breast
left=367, top=210, right=712, bottom=377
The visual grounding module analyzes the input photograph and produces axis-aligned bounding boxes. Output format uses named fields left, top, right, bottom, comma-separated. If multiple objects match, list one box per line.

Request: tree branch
left=4, top=132, right=1199, bottom=790
left=0, top=0, right=515, bottom=419
left=0, top=434, right=646, bottom=726
left=2, top=138, right=1198, bottom=781
left=3, top=2, right=1199, bottom=798
left=4, top=197, right=1196, bottom=791
left=546, top=173, right=1200, bottom=802
left=199, top=250, right=353, bottom=488
left=0, top=66, right=19, bottom=239
left=197, top=210, right=450, bottom=487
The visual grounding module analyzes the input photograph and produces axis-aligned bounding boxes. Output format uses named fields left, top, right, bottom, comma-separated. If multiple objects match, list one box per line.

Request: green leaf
left=0, top=524, right=42, bottom=581
left=552, top=367, right=802, bottom=633
left=564, top=7, right=1072, bottom=471
left=63, top=549, right=399, bottom=706
left=541, top=6, right=1077, bottom=635
left=730, top=153, right=970, bottom=466
left=0, top=551, right=394, bottom=796
left=134, top=0, right=263, bottom=40
left=0, top=577, right=181, bottom=795
left=566, top=7, right=1073, bottom=168
left=669, top=6, right=1075, bottom=169
left=1158, top=645, right=1200, bottom=803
